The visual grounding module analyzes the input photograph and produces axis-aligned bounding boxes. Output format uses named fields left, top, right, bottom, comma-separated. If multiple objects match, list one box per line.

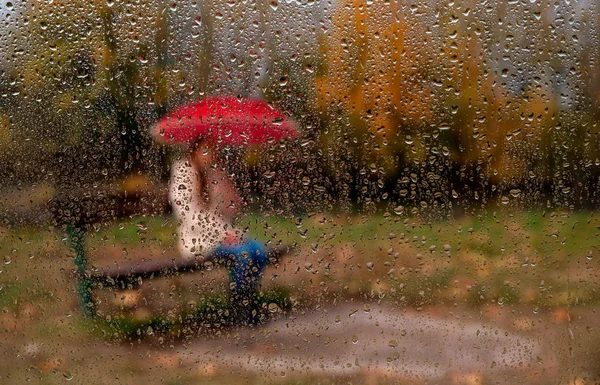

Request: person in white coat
left=169, top=138, right=268, bottom=325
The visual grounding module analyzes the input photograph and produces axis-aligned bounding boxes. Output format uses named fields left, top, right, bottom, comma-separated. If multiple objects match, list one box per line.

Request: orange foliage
left=316, top=0, right=433, bottom=142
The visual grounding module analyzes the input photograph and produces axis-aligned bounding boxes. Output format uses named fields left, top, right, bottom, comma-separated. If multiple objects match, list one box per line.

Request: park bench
left=51, top=183, right=291, bottom=318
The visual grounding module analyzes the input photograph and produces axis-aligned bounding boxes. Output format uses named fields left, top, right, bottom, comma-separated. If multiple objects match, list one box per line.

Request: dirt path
left=4, top=301, right=596, bottom=384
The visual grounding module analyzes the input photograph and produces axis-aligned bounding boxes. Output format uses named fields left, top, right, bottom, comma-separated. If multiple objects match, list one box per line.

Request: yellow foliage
left=318, top=0, right=565, bottom=184
left=316, top=0, right=433, bottom=144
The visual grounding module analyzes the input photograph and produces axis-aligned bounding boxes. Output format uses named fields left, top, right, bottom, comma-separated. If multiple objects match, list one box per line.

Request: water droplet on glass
left=510, top=189, right=522, bottom=198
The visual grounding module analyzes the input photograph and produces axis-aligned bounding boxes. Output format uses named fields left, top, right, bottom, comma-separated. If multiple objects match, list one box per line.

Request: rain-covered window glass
left=1, top=0, right=599, bottom=383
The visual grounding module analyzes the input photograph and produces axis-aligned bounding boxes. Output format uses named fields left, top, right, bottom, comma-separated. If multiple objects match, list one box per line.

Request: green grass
left=87, top=216, right=178, bottom=248
left=85, top=287, right=293, bottom=340
left=91, top=210, right=600, bottom=302
left=1, top=209, right=599, bottom=337
left=83, top=209, right=597, bottom=261
left=0, top=283, right=24, bottom=309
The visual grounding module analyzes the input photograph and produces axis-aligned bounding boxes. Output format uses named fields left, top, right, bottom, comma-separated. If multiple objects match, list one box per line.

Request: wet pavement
left=181, top=304, right=544, bottom=382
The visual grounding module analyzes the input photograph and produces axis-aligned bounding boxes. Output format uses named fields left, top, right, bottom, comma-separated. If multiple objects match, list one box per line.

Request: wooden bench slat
left=87, top=245, right=293, bottom=287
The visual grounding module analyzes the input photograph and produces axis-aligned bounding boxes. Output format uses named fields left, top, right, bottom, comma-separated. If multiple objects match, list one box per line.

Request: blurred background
left=1, top=0, right=599, bottom=214
left=0, top=0, right=599, bottom=384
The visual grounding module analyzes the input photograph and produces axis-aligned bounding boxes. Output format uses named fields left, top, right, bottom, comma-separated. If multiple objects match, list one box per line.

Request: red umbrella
left=152, top=96, right=298, bottom=145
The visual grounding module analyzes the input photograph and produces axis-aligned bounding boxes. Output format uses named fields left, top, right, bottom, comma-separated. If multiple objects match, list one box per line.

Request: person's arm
left=168, top=160, right=193, bottom=219
left=169, top=160, right=203, bottom=258
left=206, top=168, right=242, bottom=220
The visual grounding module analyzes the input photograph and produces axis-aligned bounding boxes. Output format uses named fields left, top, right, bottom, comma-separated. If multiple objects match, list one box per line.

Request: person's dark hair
left=190, top=136, right=207, bottom=152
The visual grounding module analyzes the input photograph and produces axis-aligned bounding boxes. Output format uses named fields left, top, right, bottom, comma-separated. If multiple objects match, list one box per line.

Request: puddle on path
left=180, top=304, right=544, bottom=381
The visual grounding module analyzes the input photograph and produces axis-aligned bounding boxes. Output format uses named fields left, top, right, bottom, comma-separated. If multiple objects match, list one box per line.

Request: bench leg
left=67, top=225, right=95, bottom=317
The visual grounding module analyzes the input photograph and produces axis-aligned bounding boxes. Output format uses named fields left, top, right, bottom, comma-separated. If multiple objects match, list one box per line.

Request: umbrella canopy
left=152, top=96, right=298, bottom=145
